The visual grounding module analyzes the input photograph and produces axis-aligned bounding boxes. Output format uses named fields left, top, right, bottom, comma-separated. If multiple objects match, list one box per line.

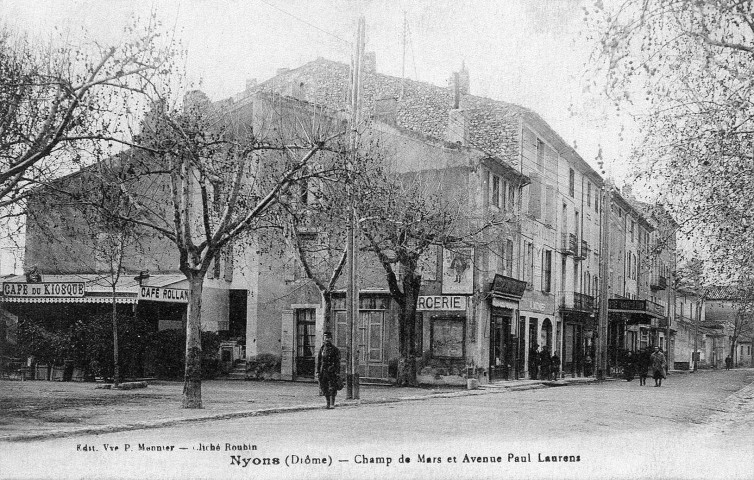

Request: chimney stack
left=246, top=78, right=257, bottom=92
left=363, top=51, right=377, bottom=74
left=276, top=67, right=290, bottom=76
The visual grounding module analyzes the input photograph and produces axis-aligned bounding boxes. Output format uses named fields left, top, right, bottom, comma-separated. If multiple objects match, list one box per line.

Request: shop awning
left=1, top=273, right=188, bottom=304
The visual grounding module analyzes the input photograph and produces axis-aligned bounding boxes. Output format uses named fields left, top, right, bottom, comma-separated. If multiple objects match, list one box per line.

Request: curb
left=0, top=388, right=490, bottom=443
left=0, top=377, right=601, bottom=443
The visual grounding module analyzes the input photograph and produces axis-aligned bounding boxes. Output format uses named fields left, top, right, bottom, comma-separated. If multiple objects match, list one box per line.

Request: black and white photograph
left=0, top=1, right=753, bottom=479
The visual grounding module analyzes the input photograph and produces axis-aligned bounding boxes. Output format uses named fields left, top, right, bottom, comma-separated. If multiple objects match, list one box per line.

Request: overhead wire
left=255, top=0, right=353, bottom=52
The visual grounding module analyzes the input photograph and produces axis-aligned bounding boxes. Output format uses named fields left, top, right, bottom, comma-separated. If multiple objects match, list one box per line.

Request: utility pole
left=346, top=16, right=365, bottom=400
left=400, top=11, right=407, bottom=99
left=597, top=185, right=611, bottom=379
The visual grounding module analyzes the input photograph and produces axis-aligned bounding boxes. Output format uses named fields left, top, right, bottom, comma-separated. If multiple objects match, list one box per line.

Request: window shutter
left=280, top=310, right=294, bottom=378
left=528, top=173, right=542, bottom=219
left=544, top=184, right=555, bottom=226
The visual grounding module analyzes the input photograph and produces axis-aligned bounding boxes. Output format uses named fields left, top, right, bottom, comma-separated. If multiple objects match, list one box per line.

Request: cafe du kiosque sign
left=3, top=282, right=85, bottom=298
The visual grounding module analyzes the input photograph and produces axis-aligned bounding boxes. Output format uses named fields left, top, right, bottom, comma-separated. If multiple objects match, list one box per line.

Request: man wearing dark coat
left=529, top=344, right=539, bottom=379
left=316, top=331, right=341, bottom=409
left=650, top=346, right=667, bottom=387
left=637, top=348, right=651, bottom=386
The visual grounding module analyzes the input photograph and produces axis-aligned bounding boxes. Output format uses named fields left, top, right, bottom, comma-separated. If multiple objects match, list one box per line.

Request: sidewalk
left=0, top=376, right=596, bottom=442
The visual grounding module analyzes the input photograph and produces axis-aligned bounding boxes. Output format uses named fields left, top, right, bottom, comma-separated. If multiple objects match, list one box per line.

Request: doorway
left=295, top=308, right=316, bottom=378
left=489, top=313, right=512, bottom=380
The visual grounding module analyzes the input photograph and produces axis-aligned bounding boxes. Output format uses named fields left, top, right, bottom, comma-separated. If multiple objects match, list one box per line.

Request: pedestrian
left=623, top=351, right=636, bottom=382
left=637, top=348, right=651, bottom=386
left=316, top=331, right=341, bottom=409
left=529, top=343, right=539, bottom=380
left=550, top=351, right=560, bottom=380
left=650, top=346, right=667, bottom=387
left=725, top=355, right=732, bottom=370
left=539, top=347, right=552, bottom=381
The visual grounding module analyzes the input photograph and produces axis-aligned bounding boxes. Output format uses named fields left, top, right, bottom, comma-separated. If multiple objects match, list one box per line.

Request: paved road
left=2, top=369, right=753, bottom=480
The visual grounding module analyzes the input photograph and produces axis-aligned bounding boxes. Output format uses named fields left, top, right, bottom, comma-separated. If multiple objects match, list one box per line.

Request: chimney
left=245, top=78, right=257, bottom=92
left=374, top=96, right=397, bottom=124
left=622, top=184, right=634, bottom=199
left=453, top=72, right=460, bottom=109
left=276, top=67, right=290, bottom=76
left=446, top=109, right=467, bottom=146
left=363, top=51, right=377, bottom=74
left=457, top=61, right=470, bottom=95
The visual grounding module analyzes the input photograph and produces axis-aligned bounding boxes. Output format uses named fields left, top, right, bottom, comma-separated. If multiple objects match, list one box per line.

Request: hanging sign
left=2, top=282, right=85, bottom=298
left=139, top=286, right=189, bottom=303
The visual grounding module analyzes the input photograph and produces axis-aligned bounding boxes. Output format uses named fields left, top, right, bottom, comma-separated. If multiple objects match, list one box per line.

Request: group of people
left=622, top=346, right=667, bottom=387
left=528, top=345, right=560, bottom=380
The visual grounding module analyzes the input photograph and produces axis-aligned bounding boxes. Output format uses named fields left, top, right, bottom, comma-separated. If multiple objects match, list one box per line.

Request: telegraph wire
left=255, top=0, right=352, bottom=50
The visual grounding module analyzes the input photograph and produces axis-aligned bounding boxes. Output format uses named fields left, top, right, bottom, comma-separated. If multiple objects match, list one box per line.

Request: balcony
left=608, top=298, right=666, bottom=325
left=650, top=274, right=667, bottom=291
left=560, top=233, right=578, bottom=256
left=575, top=240, right=589, bottom=261
left=559, top=291, right=595, bottom=312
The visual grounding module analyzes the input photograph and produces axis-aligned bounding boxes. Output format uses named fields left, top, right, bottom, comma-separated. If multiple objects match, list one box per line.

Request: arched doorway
left=542, top=318, right=553, bottom=353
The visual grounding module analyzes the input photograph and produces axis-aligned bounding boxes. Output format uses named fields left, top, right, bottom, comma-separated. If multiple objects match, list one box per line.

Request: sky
left=0, top=0, right=637, bottom=273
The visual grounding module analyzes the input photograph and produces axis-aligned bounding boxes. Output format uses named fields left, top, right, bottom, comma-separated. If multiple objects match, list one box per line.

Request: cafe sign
left=139, top=286, right=189, bottom=303
left=3, top=282, right=85, bottom=298
left=417, top=295, right=467, bottom=311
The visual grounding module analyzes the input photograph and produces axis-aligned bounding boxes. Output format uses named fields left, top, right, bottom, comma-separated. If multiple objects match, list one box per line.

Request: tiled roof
left=243, top=58, right=594, bottom=173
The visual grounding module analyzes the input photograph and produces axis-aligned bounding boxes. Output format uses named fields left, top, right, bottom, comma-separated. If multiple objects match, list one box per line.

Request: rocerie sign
left=2, top=282, right=85, bottom=298
left=139, top=286, right=189, bottom=303
left=417, top=295, right=467, bottom=311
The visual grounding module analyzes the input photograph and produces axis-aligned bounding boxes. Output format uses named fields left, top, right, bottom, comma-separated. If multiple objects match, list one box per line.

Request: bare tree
left=0, top=17, right=174, bottom=224
left=90, top=92, right=345, bottom=408
left=587, top=0, right=754, bottom=278
left=357, top=166, right=514, bottom=386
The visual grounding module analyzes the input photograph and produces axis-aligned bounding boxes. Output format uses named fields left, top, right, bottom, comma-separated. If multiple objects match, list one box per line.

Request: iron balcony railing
left=650, top=274, right=667, bottom=290
left=560, top=233, right=578, bottom=256
left=559, top=291, right=595, bottom=312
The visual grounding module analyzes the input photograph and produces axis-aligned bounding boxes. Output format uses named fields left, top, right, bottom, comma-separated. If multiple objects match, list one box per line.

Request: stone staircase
left=226, top=360, right=247, bottom=380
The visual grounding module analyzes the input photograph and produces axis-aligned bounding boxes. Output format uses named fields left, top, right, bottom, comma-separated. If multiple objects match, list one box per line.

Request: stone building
left=3, top=56, right=682, bottom=384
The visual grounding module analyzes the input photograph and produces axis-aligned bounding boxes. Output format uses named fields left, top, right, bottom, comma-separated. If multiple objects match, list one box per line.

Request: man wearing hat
left=316, top=331, right=341, bottom=409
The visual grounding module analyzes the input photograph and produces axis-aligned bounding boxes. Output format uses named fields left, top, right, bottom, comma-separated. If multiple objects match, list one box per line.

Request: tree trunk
left=182, top=274, right=204, bottom=409
left=396, top=271, right=421, bottom=387
left=322, top=290, right=333, bottom=332
left=111, top=287, right=119, bottom=388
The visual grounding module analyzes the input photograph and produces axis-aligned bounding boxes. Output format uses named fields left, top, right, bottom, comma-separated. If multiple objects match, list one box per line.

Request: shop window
left=430, top=317, right=465, bottom=358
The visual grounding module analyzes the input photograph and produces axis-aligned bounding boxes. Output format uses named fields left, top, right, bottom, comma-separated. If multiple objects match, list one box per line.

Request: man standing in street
left=650, top=346, right=667, bottom=387
left=316, top=331, right=341, bottom=409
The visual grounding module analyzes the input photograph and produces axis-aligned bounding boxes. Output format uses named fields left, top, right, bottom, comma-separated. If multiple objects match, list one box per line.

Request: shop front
left=1, top=273, right=188, bottom=380
left=559, top=291, right=596, bottom=377
left=608, top=298, right=666, bottom=372
left=487, top=274, right=526, bottom=381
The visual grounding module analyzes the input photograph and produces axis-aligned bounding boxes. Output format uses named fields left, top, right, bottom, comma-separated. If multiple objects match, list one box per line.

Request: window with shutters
left=537, top=139, right=545, bottom=171
left=508, top=183, right=516, bottom=210
left=587, top=182, right=592, bottom=207
left=542, top=249, right=552, bottom=293
left=492, top=175, right=500, bottom=208
left=505, top=239, right=514, bottom=275
left=528, top=174, right=542, bottom=219
left=569, top=168, right=575, bottom=197
left=544, top=184, right=555, bottom=226
left=524, top=242, right=534, bottom=288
